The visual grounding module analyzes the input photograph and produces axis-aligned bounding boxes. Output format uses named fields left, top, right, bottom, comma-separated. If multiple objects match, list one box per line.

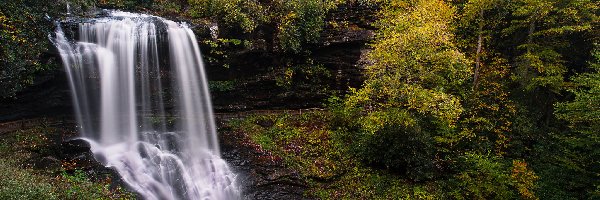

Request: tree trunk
left=473, top=9, right=484, bottom=90
left=527, top=20, right=536, bottom=52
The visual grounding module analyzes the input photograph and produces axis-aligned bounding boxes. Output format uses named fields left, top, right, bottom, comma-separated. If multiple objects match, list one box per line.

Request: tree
left=455, top=0, right=517, bottom=156
left=335, top=0, right=471, bottom=180
left=507, top=0, right=598, bottom=92
left=355, top=0, right=471, bottom=117
left=555, top=46, right=600, bottom=135
left=551, top=46, right=600, bottom=199
left=458, top=0, right=504, bottom=89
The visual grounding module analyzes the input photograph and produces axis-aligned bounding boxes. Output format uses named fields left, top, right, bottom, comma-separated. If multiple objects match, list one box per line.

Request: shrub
left=447, top=153, right=539, bottom=200
left=352, top=109, right=437, bottom=181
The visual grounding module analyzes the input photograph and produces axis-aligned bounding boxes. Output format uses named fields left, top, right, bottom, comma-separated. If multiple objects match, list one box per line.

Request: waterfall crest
left=54, top=11, right=240, bottom=200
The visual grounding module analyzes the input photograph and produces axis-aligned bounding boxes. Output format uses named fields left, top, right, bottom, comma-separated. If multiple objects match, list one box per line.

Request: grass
left=228, top=111, right=445, bottom=199
left=0, top=123, right=135, bottom=200
left=0, top=158, right=59, bottom=200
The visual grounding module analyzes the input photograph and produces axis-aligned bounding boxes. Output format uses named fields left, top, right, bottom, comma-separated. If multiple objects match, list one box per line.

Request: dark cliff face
left=0, top=70, right=74, bottom=122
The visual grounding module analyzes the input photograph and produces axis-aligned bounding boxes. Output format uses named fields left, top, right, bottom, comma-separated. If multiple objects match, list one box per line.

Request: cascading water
left=54, top=11, right=240, bottom=200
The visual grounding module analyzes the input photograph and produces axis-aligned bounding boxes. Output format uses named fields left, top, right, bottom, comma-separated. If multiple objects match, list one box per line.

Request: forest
left=0, top=0, right=598, bottom=199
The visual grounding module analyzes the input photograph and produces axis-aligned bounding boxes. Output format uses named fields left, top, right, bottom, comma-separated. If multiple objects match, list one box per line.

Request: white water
left=54, top=11, right=239, bottom=200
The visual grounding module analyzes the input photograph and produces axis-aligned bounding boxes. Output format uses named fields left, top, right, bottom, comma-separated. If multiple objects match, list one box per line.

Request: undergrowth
left=0, top=124, right=135, bottom=200
left=229, top=111, right=445, bottom=199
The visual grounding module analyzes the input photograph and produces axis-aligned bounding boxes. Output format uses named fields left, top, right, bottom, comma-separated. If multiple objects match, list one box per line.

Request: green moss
left=0, top=158, right=59, bottom=200
left=58, top=169, right=136, bottom=200
left=209, top=81, right=236, bottom=92
left=0, top=125, right=135, bottom=199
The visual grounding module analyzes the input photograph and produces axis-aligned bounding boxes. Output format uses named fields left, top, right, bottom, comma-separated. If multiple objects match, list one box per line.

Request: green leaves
left=186, top=0, right=347, bottom=52
left=555, top=46, right=600, bottom=134
left=506, top=0, right=598, bottom=92
left=0, top=0, right=61, bottom=98
left=513, top=48, right=566, bottom=92
left=276, top=0, right=346, bottom=52
left=450, top=153, right=522, bottom=200
left=187, top=0, right=264, bottom=33
left=546, top=46, right=600, bottom=199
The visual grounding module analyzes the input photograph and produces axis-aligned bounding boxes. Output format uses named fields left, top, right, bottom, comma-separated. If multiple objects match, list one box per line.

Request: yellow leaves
left=344, top=87, right=372, bottom=109
left=0, top=12, right=14, bottom=30
left=377, top=0, right=455, bottom=45
left=511, top=160, right=539, bottom=200
left=402, top=85, right=463, bottom=125
left=514, top=0, right=554, bottom=20
left=367, top=0, right=471, bottom=89
left=494, top=133, right=508, bottom=156
left=360, top=108, right=418, bottom=137
left=352, top=0, right=469, bottom=127
left=356, top=81, right=464, bottom=125
left=188, top=0, right=261, bottom=32
left=361, top=111, right=386, bottom=134
left=278, top=11, right=298, bottom=32
left=322, top=0, right=346, bottom=11
left=0, top=11, right=26, bottom=45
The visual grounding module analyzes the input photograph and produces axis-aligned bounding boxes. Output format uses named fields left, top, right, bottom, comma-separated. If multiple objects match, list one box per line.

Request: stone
left=32, top=156, right=62, bottom=170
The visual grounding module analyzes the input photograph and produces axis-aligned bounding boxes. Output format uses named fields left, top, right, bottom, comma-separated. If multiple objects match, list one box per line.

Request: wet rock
left=60, top=139, right=95, bottom=163
left=58, top=138, right=139, bottom=197
left=62, top=139, right=91, bottom=152
left=31, top=156, right=62, bottom=170
left=219, top=123, right=314, bottom=200
left=60, top=139, right=101, bottom=169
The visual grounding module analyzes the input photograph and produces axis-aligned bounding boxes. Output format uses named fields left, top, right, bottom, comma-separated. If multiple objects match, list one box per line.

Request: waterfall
left=54, top=11, right=239, bottom=200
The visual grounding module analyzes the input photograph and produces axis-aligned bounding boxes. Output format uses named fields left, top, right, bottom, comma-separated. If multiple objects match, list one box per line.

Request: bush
left=446, top=153, right=539, bottom=200
left=187, top=0, right=265, bottom=33
left=351, top=109, right=437, bottom=181
left=276, top=0, right=329, bottom=52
